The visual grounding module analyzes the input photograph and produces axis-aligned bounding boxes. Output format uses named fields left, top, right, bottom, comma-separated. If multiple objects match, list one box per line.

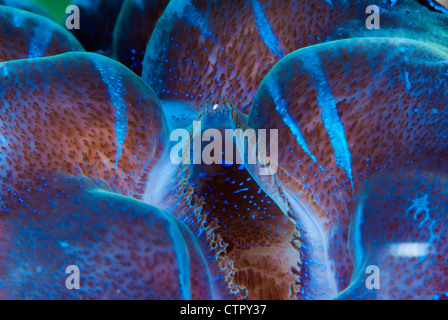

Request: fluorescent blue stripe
left=303, top=53, right=354, bottom=187
left=0, top=64, right=8, bottom=77
left=183, top=4, right=213, bottom=38
left=94, top=58, right=128, bottom=166
left=28, top=21, right=54, bottom=58
left=267, top=80, right=317, bottom=162
left=10, top=8, right=27, bottom=28
left=405, top=71, right=411, bottom=91
left=251, top=0, right=284, bottom=58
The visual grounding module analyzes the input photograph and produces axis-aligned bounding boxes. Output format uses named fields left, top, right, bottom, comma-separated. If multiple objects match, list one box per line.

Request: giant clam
left=0, top=0, right=447, bottom=300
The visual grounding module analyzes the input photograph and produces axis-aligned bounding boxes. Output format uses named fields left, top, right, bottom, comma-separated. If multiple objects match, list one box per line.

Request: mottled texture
left=1, top=0, right=448, bottom=301
left=0, top=51, right=212, bottom=300
left=241, top=37, right=448, bottom=299
left=137, top=0, right=448, bottom=114
left=0, top=176, right=213, bottom=299
left=142, top=0, right=362, bottom=113
left=0, top=5, right=84, bottom=62
left=336, top=171, right=448, bottom=300
left=0, top=52, right=169, bottom=213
